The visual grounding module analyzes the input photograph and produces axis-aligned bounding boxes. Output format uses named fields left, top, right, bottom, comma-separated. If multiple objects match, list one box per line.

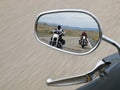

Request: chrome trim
left=46, top=60, right=109, bottom=86
left=34, top=9, right=102, bottom=56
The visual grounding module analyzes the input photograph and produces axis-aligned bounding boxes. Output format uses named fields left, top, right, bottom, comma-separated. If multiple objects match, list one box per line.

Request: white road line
left=87, top=38, right=93, bottom=49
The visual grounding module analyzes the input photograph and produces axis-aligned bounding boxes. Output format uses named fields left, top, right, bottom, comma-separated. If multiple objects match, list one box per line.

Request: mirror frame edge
left=34, top=9, right=102, bottom=56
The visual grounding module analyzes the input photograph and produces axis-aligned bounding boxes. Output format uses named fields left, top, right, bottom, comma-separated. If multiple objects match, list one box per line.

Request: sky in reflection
left=38, top=12, right=99, bottom=31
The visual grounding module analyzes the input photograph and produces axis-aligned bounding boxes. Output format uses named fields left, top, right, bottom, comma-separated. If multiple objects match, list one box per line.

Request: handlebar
left=46, top=59, right=111, bottom=86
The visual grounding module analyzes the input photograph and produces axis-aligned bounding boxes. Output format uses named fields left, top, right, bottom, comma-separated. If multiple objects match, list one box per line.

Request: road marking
left=87, top=38, right=93, bottom=49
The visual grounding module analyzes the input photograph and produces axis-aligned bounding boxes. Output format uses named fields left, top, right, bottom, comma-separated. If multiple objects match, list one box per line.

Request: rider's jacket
left=52, top=29, right=64, bottom=36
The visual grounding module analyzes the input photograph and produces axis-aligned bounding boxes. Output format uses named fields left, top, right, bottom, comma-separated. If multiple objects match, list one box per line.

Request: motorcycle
left=79, top=36, right=88, bottom=48
left=35, top=9, right=120, bottom=90
left=49, top=31, right=64, bottom=49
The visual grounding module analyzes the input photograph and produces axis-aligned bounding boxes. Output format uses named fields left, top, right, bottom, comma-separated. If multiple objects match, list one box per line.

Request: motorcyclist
left=79, top=32, right=88, bottom=45
left=81, top=32, right=87, bottom=39
left=52, top=25, right=65, bottom=45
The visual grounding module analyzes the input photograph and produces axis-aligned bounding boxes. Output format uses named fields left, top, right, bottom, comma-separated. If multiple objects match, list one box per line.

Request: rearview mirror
left=35, top=9, right=102, bottom=55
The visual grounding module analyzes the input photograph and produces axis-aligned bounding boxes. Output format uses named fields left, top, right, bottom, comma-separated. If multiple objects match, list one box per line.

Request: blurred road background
left=0, top=0, right=120, bottom=90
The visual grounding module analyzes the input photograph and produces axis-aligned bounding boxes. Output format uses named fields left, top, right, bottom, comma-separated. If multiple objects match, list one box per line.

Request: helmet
left=57, top=25, right=61, bottom=30
left=83, top=32, right=86, bottom=34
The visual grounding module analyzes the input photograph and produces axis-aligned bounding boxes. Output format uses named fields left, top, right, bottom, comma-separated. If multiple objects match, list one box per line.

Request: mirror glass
left=35, top=10, right=102, bottom=55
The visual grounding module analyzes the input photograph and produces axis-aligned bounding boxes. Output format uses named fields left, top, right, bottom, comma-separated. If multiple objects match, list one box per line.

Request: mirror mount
left=102, top=35, right=120, bottom=55
left=35, top=9, right=120, bottom=87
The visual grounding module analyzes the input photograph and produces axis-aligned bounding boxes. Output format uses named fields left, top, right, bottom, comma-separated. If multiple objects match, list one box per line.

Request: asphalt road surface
left=40, top=37, right=95, bottom=53
left=0, top=0, right=120, bottom=90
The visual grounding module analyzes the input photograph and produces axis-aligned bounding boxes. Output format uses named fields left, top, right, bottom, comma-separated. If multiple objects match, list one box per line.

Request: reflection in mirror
left=35, top=11, right=101, bottom=55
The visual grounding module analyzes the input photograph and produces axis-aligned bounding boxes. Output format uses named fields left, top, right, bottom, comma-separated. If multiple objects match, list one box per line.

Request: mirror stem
left=102, top=35, right=120, bottom=55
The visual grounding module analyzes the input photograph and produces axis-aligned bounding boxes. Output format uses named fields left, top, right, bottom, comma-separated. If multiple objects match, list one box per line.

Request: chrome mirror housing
left=35, top=9, right=102, bottom=55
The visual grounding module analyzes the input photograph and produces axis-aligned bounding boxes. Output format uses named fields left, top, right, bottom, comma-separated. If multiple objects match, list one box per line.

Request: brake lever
left=46, top=60, right=111, bottom=86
